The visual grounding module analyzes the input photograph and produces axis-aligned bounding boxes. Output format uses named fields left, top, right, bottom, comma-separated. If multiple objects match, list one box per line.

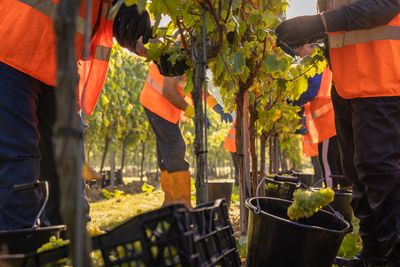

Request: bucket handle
left=254, top=176, right=346, bottom=221
left=0, top=181, right=49, bottom=229
left=254, top=177, right=268, bottom=214
left=32, top=181, right=49, bottom=229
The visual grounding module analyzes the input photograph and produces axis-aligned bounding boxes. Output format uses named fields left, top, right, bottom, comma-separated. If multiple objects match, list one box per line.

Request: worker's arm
left=276, top=0, right=400, bottom=49
left=162, top=77, right=189, bottom=111
left=323, top=0, right=400, bottom=32
left=205, top=93, right=233, bottom=123
left=293, top=74, right=322, bottom=106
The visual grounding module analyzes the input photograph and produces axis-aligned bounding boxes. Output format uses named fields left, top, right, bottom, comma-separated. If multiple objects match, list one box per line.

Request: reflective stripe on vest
left=329, top=25, right=400, bottom=48
left=18, top=0, right=87, bottom=35
left=146, top=75, right=164, bottom=95
left=145, top=73, right=186, bottom=96
left=306, top=102, right=333, bottom=120
left=94, top=45, right=112, bottom=61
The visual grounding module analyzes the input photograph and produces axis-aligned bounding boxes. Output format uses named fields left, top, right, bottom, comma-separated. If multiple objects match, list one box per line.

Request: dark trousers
left=0, top=62, right=88, bottom=229
left=311, top=156, right=323, bottom=183
left=317, top=136, right=342, bottom=187
left=144, top=108, right=189, bottom=172
left=331, top=87, right=400, bottom=262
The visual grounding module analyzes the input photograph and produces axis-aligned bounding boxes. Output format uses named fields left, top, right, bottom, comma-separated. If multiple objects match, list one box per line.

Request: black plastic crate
left=101, top=170, right=124, bottom=188
left=92, top=204, right=197, bottom=267
left=1, top=200, right=240, bottom=267
left=191, top=199, right=241, bottom=267
left=2, top=204, right=198, bottom=267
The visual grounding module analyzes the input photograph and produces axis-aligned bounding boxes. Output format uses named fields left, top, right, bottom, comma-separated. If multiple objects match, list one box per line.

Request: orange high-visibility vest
left=0, top=0, right=113, bottom=115
left=325, top=0, right=400, bottom=99
left=224, top=121, right=236, bottom=153
left=305, top=68, right=336, bottom=144
left=140, top=63, right=186, bottom=124
left=78, top=3, right=114, bottom=115
left=302, top=132, right=319, bottom=157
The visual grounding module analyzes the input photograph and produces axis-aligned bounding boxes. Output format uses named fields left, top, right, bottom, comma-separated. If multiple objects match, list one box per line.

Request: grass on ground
left=88, top=189, right=163, bottom=231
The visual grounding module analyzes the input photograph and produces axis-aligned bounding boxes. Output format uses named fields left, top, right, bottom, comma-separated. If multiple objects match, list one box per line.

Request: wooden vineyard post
left=192, top=12, right=209, bottom=205
left=241, top=91, right=251, bottom=234
left=54, top=0, right=91, bottom=265
left=236, top=88, right=251, bottom=235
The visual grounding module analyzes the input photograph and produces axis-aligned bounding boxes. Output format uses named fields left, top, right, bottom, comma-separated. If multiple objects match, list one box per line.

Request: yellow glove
left=82, top=162, right=102, bottom=181
left=184, top=105, right=195, bottom=119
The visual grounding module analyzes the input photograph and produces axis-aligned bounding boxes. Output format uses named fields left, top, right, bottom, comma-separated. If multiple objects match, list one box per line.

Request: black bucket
left=207, top=180, right=234, bottom=207
left=246, top=197, right=351, bottom=267
left=295, top=173, right=317, bottom=187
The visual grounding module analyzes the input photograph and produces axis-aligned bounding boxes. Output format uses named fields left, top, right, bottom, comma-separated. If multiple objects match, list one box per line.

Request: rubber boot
left=169, top=170, right=192, bottom=208
left=160, top=171, right=174, bottom=206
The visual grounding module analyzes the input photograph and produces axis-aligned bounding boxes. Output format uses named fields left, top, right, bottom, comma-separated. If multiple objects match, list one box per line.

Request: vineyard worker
left=301, top=130, right=324, bottom=183
left=293, top=45, right=342, bottom=187
left=0, top=0, right=159, bottom=230
left=297, top=110, right=323, bottom=183
left=223, top=121, right=239, bottom=185
left=276, top=0, right=400, bottom=265
left=140, top=63, right=232, bottom=208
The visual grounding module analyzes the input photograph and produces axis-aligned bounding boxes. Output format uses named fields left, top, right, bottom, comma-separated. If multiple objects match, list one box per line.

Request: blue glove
left=295, top=127, right=308, bottom=135
left=213, top=104, right=233, bottom=123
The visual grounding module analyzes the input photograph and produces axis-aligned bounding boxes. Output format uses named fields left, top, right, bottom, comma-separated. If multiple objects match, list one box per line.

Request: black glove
left=113, top=4, right=152, bottom=51
left=156, top=53, right=188, bottom=77
left=275, top=15, right=326, bottom=50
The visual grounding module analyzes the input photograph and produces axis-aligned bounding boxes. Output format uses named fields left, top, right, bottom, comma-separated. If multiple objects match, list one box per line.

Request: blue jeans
left=0, top=61, right=48, bottom=229
left=0, top=62, right=90, bottom=230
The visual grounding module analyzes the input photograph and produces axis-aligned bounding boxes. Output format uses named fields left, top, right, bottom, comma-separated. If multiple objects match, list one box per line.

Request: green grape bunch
left=287, top=188, right=335, bottom=221
left=37, top=236, right=69, bottom=253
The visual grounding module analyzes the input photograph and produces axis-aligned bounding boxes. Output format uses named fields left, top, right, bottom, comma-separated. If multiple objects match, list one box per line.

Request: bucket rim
left=245, top=197, right=352, bottom=234
left=0, top=225, right=66, bottom=235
